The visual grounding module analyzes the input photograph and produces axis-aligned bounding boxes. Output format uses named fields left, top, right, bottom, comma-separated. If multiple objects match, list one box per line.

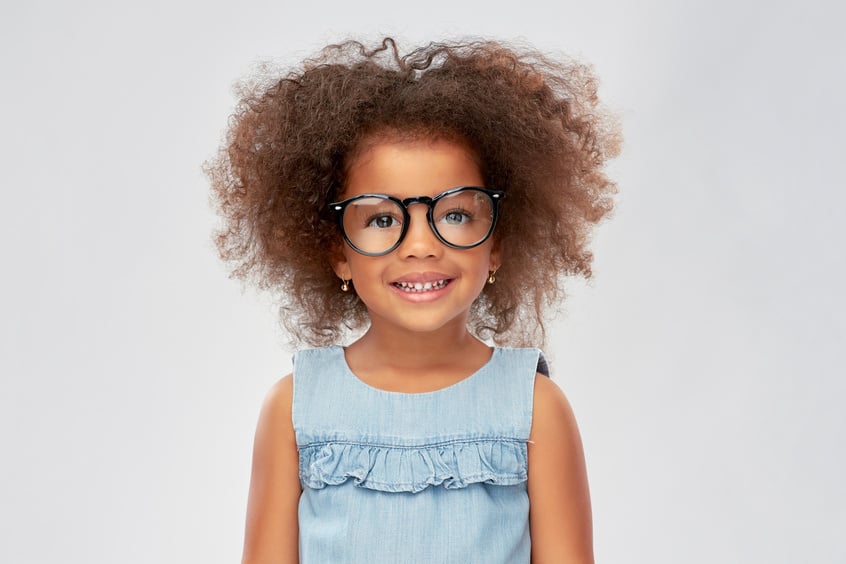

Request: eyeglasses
left=329, top=186, right=505, bottom=256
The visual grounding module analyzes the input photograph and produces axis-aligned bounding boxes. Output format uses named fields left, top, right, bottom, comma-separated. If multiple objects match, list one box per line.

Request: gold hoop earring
left=487, top=270, right=497, bottom=284
left=340, top=278, right=350, bottom=292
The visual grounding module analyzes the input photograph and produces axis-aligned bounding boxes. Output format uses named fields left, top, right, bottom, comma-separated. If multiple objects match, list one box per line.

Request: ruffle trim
left=299, top=438, right=528, bottom=493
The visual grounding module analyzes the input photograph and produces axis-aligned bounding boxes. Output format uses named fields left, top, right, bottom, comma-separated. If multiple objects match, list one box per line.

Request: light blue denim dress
left=292, top=345, right=548, bottom=564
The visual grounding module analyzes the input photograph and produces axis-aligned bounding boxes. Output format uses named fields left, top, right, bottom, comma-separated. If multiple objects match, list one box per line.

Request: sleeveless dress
left=292, top=345, right=548, bottom=564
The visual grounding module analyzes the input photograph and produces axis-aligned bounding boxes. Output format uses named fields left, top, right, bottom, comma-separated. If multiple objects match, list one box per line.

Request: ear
left=328, top=241, right=351, bottom=280
left=488, top=238, right=502, bottom=272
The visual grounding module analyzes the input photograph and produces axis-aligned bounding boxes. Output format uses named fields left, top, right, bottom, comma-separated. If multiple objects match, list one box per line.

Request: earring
left=340, top=278, right=350, bottom=292
left=487, top=269, right=497, bottom=284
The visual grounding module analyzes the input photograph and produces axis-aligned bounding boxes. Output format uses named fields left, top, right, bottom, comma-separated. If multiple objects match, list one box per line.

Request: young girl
left=208, top=37, right=619, bottom=564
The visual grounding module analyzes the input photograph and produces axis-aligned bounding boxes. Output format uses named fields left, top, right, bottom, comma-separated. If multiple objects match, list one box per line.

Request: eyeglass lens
left=341, top=189, right=495, bottom=254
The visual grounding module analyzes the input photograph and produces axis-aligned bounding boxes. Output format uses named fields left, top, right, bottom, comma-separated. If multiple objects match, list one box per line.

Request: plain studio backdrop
left=1, top=0, right=843, bottom=562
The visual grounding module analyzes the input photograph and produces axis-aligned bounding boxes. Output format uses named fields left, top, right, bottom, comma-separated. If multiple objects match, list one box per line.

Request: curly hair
left=206, top=37, right=620, bottom=347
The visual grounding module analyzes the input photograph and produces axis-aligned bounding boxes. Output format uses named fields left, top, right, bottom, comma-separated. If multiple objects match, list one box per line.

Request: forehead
left=342, top=137, right=484, bottom=199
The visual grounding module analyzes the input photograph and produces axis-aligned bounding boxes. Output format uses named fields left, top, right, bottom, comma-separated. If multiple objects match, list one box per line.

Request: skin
left=241, top=137, right=594, bottom=564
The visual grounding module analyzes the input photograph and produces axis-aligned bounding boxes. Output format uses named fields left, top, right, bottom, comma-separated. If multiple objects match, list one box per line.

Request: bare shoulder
left=250, top=374, right=297, bottom=459
left=528, top=374, right=594, bottom=563
left=258, top=373, right=295, bottom=427
left=252, top=372, right=297, bottom=472
left=531, top=374, right=581, bottom=441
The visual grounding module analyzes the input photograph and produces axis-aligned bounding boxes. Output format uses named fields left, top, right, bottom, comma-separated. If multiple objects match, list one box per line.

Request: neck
left=344, top=318, right=491, bottom=381
left=372, top=326, right=476, bottom=362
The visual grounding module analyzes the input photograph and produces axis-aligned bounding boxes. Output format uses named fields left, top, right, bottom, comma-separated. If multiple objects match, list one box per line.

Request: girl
left=208, top=37, right=619, bottom=564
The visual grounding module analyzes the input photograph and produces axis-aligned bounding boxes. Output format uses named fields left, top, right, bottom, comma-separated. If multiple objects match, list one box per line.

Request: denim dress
left=293, top=345, right=548, bottom=564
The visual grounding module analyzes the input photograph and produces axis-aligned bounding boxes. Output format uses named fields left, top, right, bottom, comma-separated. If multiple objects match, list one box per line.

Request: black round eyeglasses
left=329, top=186, right=505, bottom=256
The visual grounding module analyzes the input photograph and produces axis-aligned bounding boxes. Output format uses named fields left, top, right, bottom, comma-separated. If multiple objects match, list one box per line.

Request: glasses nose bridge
left=400, top=195, right=437, bottom=229
left=400, top=195, right=435, bottom=212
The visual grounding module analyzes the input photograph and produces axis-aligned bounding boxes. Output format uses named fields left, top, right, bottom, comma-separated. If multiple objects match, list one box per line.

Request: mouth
left=392, top=279, right=451, bottom=293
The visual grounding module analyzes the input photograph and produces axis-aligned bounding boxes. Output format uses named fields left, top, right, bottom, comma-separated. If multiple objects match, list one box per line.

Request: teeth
left=395, top=279, right=448, bottom=293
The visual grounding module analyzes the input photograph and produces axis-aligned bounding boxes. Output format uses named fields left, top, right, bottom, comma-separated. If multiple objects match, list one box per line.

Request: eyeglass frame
left=328, top=186, right=505, bottom=257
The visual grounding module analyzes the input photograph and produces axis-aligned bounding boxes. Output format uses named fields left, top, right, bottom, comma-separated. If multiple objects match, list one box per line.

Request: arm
left=241, top=374, right=301, bottom=564
left=528, top=374, right=594, bottom=564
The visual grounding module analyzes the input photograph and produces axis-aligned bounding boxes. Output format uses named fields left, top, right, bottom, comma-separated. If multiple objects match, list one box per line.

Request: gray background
left=2, top=0, right=843, bottom=562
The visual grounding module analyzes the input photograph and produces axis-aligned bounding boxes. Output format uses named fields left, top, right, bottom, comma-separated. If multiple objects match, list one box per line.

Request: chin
left=398, top=316, right=470, bottom=336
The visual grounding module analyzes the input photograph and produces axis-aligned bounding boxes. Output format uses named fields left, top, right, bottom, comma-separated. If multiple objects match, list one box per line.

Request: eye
left=366, top=214, right=401, bottom=229
left=440, top=209, right=473, bottom=225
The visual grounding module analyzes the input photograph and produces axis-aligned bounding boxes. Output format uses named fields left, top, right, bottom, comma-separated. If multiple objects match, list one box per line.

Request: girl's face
left=332, top=137, right=500, bottom=338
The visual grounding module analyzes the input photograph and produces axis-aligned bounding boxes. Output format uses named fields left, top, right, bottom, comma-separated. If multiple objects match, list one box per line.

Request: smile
left=393, top=279, right=450, bottom=293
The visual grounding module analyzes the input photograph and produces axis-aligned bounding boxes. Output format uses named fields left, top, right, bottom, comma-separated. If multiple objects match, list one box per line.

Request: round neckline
left=331, top=344, right=499, bottom=397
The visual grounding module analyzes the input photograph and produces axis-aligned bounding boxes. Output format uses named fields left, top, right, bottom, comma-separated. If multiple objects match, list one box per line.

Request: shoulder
left=259, top=373, right=294, bottom=423
left=531, top=373, right=579, bottom=439
left=293, top=344, right=340, bottom=364
left=492, top=346, right=547, bottom=389
left=528, top=373, right=587, bottom=475
left=252, top=374, right=297, bottom=457
left=291, top=345, right=343, bottom=388
left=253, top=373, right=297, bottom=456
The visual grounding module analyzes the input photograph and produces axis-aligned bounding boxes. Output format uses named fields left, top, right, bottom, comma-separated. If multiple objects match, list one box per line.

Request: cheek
left=342, top=253, right=382, bottom=283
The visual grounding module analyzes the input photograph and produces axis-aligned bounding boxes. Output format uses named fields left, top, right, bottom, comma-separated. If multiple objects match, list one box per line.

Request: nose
left=398, top=204, right=442, bottom=258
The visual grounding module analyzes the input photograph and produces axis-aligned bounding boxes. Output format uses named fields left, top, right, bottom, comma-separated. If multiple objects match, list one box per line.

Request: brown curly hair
left=206, top=37, right=620, bottom=347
